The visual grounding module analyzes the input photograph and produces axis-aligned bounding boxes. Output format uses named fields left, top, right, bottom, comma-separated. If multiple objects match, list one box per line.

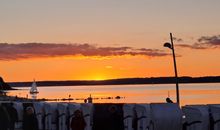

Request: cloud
left=173, top=37, right=183, bottom=42
left=0, top=43, right=169, bottom=61
left=176, top=43, right=207, bottom=49
left=176, top=35, right=220, bottom=49
left=197, top=35, right=220, bottom=46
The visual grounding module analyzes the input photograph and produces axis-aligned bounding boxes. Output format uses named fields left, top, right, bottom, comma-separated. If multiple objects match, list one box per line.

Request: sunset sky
left=0, top=0, right=220, bottom=82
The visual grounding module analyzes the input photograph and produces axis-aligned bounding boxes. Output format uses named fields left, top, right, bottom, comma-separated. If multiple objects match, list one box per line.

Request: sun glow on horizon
left=90, top=75, right=107, bottom=81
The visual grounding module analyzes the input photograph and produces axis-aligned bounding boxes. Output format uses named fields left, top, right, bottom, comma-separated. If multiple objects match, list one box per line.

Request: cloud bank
left=176, top=35, right=220, bottom=49
left=0, top=43, right=169, bottom=61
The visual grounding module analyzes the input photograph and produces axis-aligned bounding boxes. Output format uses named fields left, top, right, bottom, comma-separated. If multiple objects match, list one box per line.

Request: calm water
left=6, top=83, right=220, bottom=106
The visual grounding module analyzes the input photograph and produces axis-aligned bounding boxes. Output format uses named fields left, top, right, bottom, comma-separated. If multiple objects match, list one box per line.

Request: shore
left=8, top=76, right=220, bottom=87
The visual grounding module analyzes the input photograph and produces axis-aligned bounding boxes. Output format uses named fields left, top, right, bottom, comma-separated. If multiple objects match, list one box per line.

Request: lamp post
left=164, top=33, right=180, bottom=104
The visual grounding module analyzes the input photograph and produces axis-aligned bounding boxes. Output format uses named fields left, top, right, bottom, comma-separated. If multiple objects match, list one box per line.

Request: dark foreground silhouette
left=0, top=77, right=12, bottom=90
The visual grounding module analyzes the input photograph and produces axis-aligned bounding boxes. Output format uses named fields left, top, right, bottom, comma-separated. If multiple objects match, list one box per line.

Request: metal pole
left=170, top=33, right=180, bottom=104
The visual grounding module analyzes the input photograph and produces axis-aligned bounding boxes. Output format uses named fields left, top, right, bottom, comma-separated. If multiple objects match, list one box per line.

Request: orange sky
left=1, top=48, right=220, bottom=82
left=0, top=1, right=220, bottom=82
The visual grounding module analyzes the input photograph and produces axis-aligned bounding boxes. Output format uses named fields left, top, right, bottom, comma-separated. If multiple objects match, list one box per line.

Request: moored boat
left=30, top=79, right=39, bottom=94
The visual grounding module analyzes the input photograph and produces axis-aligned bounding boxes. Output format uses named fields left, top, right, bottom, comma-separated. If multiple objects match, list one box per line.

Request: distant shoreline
left=8, top=76, right=220, bottom=87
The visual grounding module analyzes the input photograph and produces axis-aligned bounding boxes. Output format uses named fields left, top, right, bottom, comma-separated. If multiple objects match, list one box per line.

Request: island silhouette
left=7, top=76, right=220, bottom=87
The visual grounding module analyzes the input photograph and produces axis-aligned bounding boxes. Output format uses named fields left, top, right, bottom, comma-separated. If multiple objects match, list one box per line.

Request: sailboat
left=30, top=79, right=39, bottom=94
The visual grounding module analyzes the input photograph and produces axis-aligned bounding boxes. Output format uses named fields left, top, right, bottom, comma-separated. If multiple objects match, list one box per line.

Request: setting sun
left=91, top=75, right=107, bottom=81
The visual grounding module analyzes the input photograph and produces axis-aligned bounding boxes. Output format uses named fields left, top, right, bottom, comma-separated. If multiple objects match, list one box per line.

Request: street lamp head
left=164, top=42, right=172, bottom=49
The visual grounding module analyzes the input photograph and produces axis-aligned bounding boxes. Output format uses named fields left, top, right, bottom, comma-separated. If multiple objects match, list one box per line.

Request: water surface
left=7, top=83, right=220, bottom=106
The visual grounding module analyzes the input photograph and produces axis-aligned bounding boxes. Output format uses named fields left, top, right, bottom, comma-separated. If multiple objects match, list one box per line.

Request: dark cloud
left=176, top=35, right=220, bottom=49
left=197, top=35, right=220, bottom=46
left=0, top=43, right=169, bottom=61
left=173, top=37, right=183, bottom=42
left=176, top=43, right=207, bottom=49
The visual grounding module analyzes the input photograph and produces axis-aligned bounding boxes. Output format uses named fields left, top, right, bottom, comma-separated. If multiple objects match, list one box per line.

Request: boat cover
left=13, top=102, right=23, bottom=130
left=135, top=104, right=151, bottom=130
left=49, top=103, right=58, bottom=130
left=57, top=103, right=68, bottom=130
left=150, top=103, right=182, bottom=130
left=81, top=103, right=93, bottom=130
left=123, top=104, right=135, bottom=130
left=43, top=103, right=53, bottom=130
left=209, top=105, right=220, bottom=130
left=67, top=103, right=81, bottom=130
left=182, top=105, right=209, bottom=130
